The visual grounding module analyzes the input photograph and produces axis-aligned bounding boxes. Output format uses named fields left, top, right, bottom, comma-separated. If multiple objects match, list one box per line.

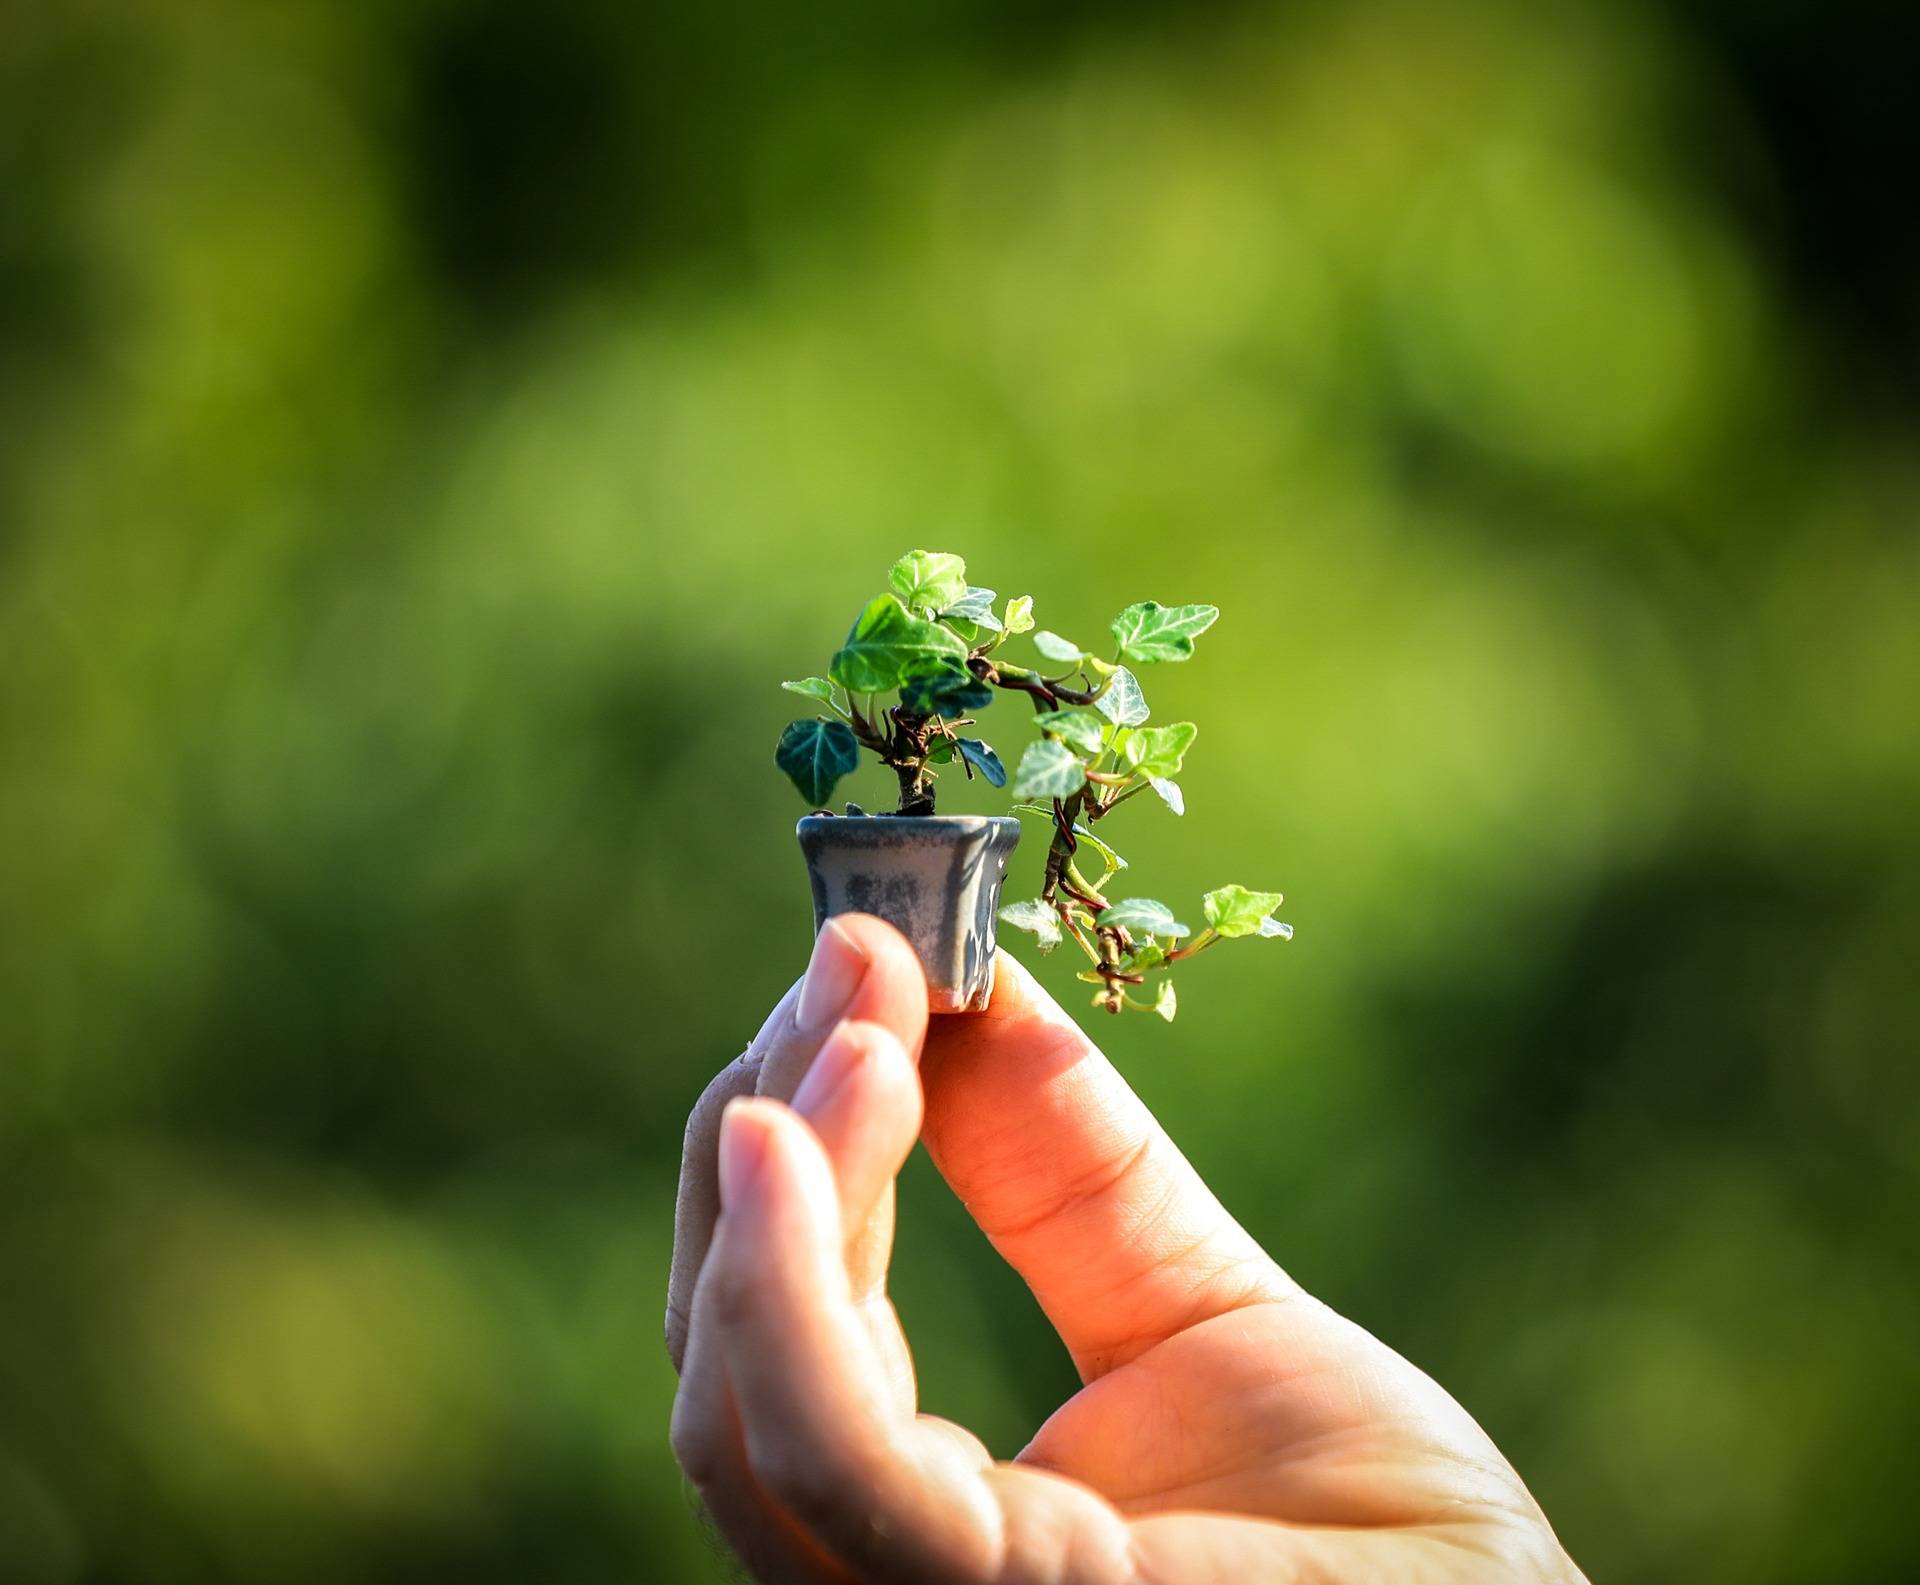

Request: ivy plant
left=776, top=549, right=1292, bottom=1018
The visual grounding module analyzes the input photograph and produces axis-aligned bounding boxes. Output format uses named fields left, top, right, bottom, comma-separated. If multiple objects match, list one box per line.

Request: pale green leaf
left=1121, top=722, right=1197, bottom=778
left=1009, top=737, right=1087, bottom=799
left=1096, top=897, right=1191, bottom=938
left=1202, top=884, right=1287, bottom=939
left=1110, top=601, right=1220, bottom=664
left=1152, top=979, right=1178, bottom=1022
left=775, top=719, right=861, bottom=806
left=1094, top=666, right=1149, bottom=726
left=1038, top=709, right=1107, bottom=756
left=781, top=677, right=838, bottom=705
left=830, top=595, right=969, bottom=693
left=1009, top=805, right=1126, bottom=871
left=888, top=550, right=969, bottom=615
left=1002, top=595, right=1035, bottom=634
left=1147, top=776, right=1185, bottom=815
left=940, top=586, right=1001, bottom=630
left=1032, top=630, right=1085, bottom=665
left=1257, top=916, right=1295, bottom=940
left=998, top=898, right=1061, bottom=952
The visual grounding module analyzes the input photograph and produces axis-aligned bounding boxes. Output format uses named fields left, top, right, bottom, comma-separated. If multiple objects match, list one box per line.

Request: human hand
left=667, top=914, right=1587, bottom=1583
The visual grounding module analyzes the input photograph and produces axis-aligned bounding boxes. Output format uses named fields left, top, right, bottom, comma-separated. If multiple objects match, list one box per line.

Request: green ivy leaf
left=1147, top=776, right=1185, bottom=815
left=956, top=738, right=1006, bottom=787
left=1038, top=709, right=1107, bottom=757
left=1094, top=666, right=1150, bottom=726
left=888, top=550, right=969, bottom=615
left=1202, top=884, right=1287, bottom=939
left=831, top=595, right=969, bottom=692
left=1152, top=979, right=1178, bottom=1022
left=999, top=898, right=1061, bottom=952
left=1003, top=595, right=1035, bottom=634
left=1258, top=916, right=1295, bottom=940
left=898, top=657, right=993, bottom=716
left=1097, top=897, right=1191, bottom=938
left=1009, top=806, right=1127, bottom=872
left=775, top=719, right=861, bottom=806
left=1010, top=737, right=1087, bottom=799
left=940, top=586, right=1001, bottom=631
left=1121, top=722, right=1197, bottom=778
left=1032, top=631, right=1086, bottom=665
left=1110, top=601, right=1220, bottom=664
left=1121, top=939, right=1167, bottom=973
left=781, top=677, right=838, bottom=705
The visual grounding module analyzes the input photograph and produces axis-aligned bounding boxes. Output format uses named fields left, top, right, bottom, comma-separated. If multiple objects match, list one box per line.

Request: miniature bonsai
left=776, top=549, right=1292, bottom=1018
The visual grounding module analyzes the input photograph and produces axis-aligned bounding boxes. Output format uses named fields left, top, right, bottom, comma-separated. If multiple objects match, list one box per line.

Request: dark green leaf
left=776, top=719, right=861, bottom=806
left=1094, top=666, right=1150, bottom=726
left=999, top=898, right=1062, bottom=952
left=888, top=550, right=969, bottom=615
left=1096, top=897, right=1191, bottom=937
left=956, top=738, right=1006, bottom=787
left=1010, top=737, right=1087, bottom=798
left=1110, top=601, right=1220, bottom=664
left=1202, top=884, right=1287, bottom=939
left=898, top=656, right=993, bottom=715
left=830, top=595, right=969, bottom=693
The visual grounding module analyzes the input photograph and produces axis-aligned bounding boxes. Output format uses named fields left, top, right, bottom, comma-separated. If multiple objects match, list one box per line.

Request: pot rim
left=796, top=812, right=1021, bottom=832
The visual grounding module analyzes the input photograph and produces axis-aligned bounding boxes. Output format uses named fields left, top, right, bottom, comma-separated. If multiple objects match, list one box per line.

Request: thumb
left=918, top=952, right=1293, bottom=1380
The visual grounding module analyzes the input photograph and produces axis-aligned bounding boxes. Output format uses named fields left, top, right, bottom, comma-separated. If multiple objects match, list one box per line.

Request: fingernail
left=718, top=1100, right=769, bottom=1206
left=791, top=1023, right=872, bottom=1117
left=796, top=919, right=866, bottom=1034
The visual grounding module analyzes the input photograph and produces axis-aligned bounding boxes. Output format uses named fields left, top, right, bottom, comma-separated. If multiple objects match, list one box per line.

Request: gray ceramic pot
left=797, top=814, right=1022, bottom=1013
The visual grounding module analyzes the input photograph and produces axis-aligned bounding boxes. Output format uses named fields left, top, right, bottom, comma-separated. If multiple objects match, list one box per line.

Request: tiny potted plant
left=777, top=550, right=1292, bottom=1015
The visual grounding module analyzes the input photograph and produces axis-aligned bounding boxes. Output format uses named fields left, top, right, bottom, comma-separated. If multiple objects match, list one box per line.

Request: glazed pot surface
left=796, top=815, right=1022, bottom=1013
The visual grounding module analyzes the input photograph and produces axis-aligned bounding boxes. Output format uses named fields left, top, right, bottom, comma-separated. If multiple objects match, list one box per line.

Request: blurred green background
left=4, top=0, right=1917, bottom=1580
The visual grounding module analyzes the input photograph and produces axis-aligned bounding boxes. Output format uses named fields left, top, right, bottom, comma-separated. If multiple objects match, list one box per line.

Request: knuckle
left=668, top=1405, right=724, bottom=1490
left=744, top=1434, right=845, bottom=1531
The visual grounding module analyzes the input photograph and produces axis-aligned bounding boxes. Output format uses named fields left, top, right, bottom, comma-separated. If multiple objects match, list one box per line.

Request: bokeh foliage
left=3, top=1, right=1917, bottom=1581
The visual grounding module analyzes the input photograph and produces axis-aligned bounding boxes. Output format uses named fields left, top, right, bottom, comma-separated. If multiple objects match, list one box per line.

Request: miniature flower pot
left=796, top=815, right=1022, bottom=1013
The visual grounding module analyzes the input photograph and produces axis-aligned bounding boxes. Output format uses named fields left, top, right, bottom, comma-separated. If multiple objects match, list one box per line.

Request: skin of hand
left=666, top=914, right=1588, bottom=1584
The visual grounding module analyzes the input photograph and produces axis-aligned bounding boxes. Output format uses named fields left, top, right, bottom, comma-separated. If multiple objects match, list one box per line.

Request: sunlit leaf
left=1033, top=630, right=1086, bottom=665
left=888, top=550, right=969, bottom=615
left=1152, top=979, right=1178, bottom=1022
left=1038, top=709, right=1107, bottom=756
left=1121, top=722, right=1196, bottom=778
left=830, top=595, right=969, bottom=692
left=941, top=586, right=1001, bottom=631
left=1096, top=897, right=1191, bottom=937
left=1110, top=601, right=1219, bottom=664
left=781, top=677, right=838, bottom=705
left=1002, top=595, right=1034, bottom=634
left=1094, top=666, right=1150, bottom=726
left=999, top=898, right=1061, bottom=952
left=1202, top=884, right=1287, bottom=939
left=1009, top=737, right=1086, bottom=798
left=1257, top=916, right=1294, bottom=940
left=1147, top=776, right=1185, bottom=815
left=775, top=718, right=861, bottom=806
